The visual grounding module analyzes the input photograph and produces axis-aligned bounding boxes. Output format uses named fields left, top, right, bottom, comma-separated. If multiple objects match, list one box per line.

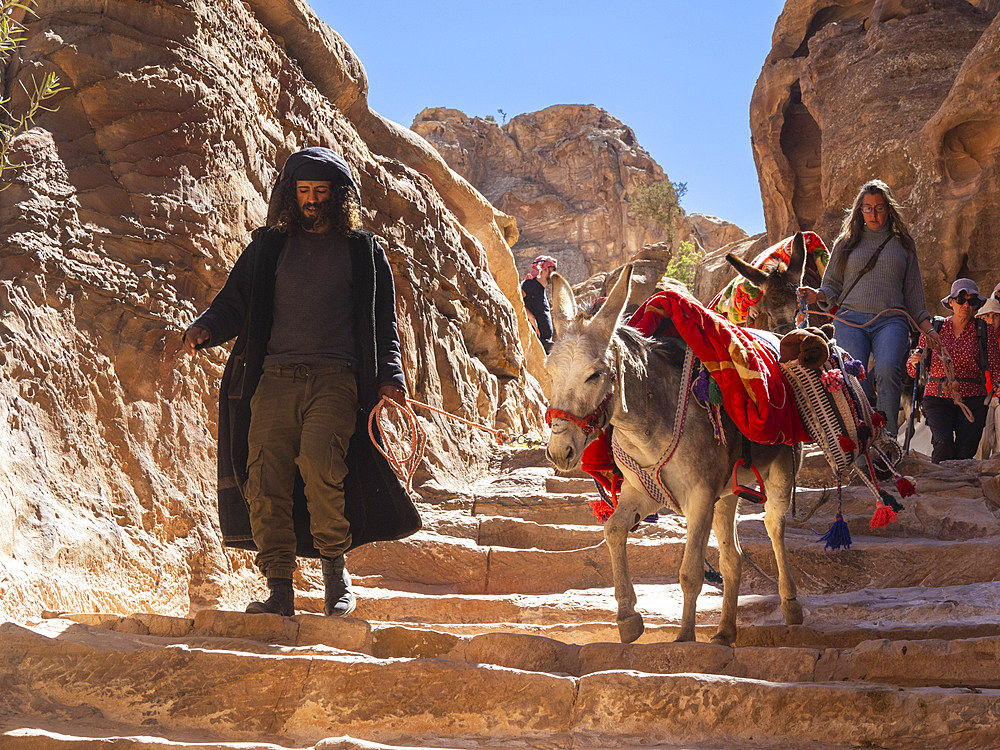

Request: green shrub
left=0, top=0, right=67, bottom=187
left=664, top=240, right=700, bottom=286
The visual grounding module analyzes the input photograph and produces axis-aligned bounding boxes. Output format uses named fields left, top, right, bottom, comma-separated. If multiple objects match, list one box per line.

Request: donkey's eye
left=586, top=371, right=601, bottom=383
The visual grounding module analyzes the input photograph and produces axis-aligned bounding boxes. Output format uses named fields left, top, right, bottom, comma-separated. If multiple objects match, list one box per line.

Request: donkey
left=545, top=265, right=803, bottom=645
left=724, top=231, right=808, bottom=335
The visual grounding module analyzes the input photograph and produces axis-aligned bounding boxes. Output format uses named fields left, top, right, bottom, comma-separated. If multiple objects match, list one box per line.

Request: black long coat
left=194, top=227, right=421, bottom=556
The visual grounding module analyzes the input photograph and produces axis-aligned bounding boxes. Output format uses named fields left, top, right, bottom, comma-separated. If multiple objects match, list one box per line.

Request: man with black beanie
left=182, top=147, right=419, bottom=617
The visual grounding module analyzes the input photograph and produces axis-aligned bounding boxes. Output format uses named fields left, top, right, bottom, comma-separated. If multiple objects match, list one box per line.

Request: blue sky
left=310, top=2, right=786, bottom=236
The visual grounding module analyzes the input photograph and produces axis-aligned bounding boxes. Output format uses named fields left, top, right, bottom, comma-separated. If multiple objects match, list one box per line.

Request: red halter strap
left=545, top=389, right=615, bottom=435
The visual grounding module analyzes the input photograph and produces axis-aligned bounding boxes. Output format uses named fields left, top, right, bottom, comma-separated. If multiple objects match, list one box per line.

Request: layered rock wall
left=752, top=0, right=1000, bottom=304
left=0, top=0, right=545, bottom=620
left=413, top=106, right=743, bottom=283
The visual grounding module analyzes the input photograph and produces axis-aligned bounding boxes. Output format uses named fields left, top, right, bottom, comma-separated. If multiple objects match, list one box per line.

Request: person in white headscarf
left=521, top=255, right=558, bottom=353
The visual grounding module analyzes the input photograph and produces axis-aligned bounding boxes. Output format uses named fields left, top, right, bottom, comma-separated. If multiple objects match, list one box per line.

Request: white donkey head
left=544, top=265, right=633, bottom=471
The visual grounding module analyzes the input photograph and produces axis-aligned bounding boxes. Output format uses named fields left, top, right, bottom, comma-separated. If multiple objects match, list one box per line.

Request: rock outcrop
left=0, top=0, right=546, bottom=621
left=752, top=0, right=1000, bottom=304
left=413, top=106, right=742, bottom=283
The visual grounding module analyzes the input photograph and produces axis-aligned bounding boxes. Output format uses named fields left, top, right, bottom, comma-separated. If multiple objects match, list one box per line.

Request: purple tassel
left=693, top=370, right=711, bottom=403
left=817, top=512, right=852, bottom=550
left=843, top=358, right=865, bottom=378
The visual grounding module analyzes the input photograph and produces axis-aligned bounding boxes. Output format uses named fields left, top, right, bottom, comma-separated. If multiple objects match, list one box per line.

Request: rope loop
left=368, top=397, right=518, bottom=492
left=368, top=397, right=427, bottom=493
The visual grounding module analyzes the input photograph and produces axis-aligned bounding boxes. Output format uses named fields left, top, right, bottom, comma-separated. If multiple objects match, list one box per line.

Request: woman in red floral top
left=907, top=279, right=1000, bottom=462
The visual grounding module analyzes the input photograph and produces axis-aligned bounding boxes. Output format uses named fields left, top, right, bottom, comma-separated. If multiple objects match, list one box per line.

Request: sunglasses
left=952, top=293, right=983, bottom=307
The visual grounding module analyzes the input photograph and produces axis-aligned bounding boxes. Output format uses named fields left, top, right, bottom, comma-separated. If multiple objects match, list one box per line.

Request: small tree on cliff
left=628, top=180, right=687, bottom=242
left=0, top=0, right=66, bottom=187
left=664, top=240, right=700, bottom=287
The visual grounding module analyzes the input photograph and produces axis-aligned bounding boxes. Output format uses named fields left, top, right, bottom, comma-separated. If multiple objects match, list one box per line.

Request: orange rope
left=367, top=397, right=510, bottom=492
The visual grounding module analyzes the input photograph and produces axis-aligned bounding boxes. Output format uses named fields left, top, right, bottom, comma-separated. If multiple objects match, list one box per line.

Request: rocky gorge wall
left=412, top=106, right=746, bottom=283
left=752, top=0, right=1000, bottom=305
left=0, top=0, right=547, bottom=620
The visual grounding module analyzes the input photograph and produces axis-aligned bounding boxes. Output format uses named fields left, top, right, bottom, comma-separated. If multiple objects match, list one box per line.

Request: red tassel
left=869, top=504, right=898, bottom=529
left=839, top=433, right=856, bottom=452
left=871, top=412, right=887, bottom=429
left=895, top=476, right=916, bottom=498
left=589, top=499, right=614, bottom=523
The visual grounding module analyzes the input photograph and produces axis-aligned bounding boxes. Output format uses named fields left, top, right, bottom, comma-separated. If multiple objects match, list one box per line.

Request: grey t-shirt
left=263, top=229, right=355, bottom=368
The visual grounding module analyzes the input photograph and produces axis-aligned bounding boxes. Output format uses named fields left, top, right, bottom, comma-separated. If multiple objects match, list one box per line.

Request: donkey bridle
left=545, top=383, right=616, bottom=435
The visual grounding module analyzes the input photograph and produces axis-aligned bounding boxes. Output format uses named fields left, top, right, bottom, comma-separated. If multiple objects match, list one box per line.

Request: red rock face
left=752, top=1, right=1000, bottom=304
left=0, top=0, right=545, bottom=618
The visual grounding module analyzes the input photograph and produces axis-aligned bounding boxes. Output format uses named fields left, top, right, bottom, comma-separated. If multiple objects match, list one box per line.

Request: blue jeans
left=832, top=309, right=911, bottom=436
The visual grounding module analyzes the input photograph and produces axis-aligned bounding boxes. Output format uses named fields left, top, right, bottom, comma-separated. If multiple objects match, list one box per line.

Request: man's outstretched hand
left=181, top=324, right=210, bottom=356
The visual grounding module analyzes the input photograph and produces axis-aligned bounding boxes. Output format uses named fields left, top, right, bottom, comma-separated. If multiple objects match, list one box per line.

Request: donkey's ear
left=726, top=253, right=768, bottom=287
left=549, top=272, right=576, bottom=338
left=788, top=232, right=807, bottom=281
left=588, top=264, right=632, bottom=344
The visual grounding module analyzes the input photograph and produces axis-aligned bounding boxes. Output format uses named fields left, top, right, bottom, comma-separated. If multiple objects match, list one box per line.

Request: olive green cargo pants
left=246, top=363, right=358, bottom=578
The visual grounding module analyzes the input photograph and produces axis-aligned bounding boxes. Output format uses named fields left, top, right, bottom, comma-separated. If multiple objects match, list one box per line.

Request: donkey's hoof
left=782, top=597, right=804, bottom=625
left=710, top=630, right=736, bottom=647
left=617, top=614, right=644, bottom=644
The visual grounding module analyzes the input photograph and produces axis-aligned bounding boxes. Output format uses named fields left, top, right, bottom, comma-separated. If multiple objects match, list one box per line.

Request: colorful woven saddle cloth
left=628, top=290, right=810, bottom=446
left=710, top=231, right=830, bottom=326
left=580, top=291, right=811, bottom=506
left=779, top=345, right=913, bottom=526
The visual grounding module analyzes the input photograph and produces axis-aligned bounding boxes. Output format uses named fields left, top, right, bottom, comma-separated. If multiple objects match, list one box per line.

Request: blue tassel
left=643, top=514, right=659, bottom=523
left=817, top=512, right=852, bottom=550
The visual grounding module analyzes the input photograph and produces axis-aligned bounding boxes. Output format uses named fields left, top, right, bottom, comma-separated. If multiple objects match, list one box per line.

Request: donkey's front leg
left=605, top=485, right=646, bottom=644
left=676, top=489, right=716, bottom=642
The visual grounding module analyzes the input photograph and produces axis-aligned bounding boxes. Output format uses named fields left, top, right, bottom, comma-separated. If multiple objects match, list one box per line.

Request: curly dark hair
left=272, top=179, right=362, bottom=235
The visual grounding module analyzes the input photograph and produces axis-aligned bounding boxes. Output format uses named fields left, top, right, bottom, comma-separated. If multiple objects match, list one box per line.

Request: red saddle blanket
left=581, top=290, right=810, bottom=498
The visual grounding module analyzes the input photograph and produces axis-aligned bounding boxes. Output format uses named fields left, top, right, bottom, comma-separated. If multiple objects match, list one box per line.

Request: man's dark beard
left=297, top=199, right=336, bottom=231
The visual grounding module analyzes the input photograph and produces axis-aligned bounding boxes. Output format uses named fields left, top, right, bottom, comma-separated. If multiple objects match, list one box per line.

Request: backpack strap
left=974, top=317, right=989, bottom=382
left=837, top=234, right=894, bottom=307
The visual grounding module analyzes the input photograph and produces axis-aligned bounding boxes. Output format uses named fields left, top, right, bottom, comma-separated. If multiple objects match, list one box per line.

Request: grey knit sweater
left=819, top=225, right=931, bottom=325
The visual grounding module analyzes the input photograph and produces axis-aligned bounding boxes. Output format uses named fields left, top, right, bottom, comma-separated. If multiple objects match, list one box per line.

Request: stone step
left=469, top=492, right=602, bottom=524
left=4, top=620, right=1000, bottom=748
left=475, top=514, right=682, bottom=550
left=347, top=528, right=1000, bottom=596
left=31, top=613, right=1000, bottom=689
left=0, top=728, right=304, bottom=749
left=49, top=600, right=1000, bottom=657
left=544, top=475, right=598, bottom=493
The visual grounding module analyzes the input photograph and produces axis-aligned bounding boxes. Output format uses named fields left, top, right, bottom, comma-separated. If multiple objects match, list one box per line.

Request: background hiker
left=975, top=295, right=1000, bottom=458
left=182, top=147, right=419, bottom=618
left=521, top=255, right=557, bottom=353
left=799, top=179, right=939, bottom=437
left=907, top=279, right=1000, bottom=463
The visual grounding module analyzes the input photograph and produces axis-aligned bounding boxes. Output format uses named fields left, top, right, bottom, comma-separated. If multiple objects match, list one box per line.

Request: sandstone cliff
left=412, top=106, right=745, bottom=283
left=752, top=0, right=1000, bottom=305
left=0, top=0, right=546, bottom=620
